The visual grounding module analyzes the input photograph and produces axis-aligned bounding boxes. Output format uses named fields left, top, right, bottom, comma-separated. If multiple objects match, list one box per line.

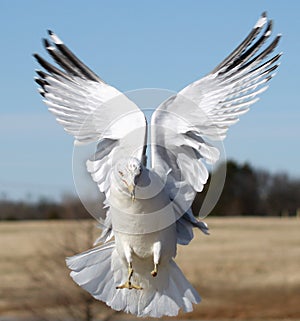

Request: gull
left=34, top=12, right=281, bottom=318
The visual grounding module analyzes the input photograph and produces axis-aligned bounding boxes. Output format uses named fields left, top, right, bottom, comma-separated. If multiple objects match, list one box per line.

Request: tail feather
left=143, top=260, right=200, bottom=317
left=66, top=241, right=116, bottom=300
left=66, top=242, right=200, bottom=317
left=66, top=241, right=114, bottom=270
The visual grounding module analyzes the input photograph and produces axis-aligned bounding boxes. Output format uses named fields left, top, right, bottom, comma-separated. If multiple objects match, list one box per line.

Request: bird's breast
left=109, top=169, right=178, bottom=235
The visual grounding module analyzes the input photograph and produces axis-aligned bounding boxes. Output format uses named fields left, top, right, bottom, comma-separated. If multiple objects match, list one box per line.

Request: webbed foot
left=116, top=263, right=142, bottom=290
left=151, top=263, right=158, bottom=277
left=116, top=281, right=143, bottom=290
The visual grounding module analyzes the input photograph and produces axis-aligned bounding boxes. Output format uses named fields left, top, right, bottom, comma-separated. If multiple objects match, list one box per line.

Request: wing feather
left=34, top=31, right=147, bottom=233
left=151, top=13, right=281, bottom=244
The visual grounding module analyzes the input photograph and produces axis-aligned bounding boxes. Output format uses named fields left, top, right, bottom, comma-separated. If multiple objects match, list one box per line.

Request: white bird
left=34, top=12, right=281, bottom=318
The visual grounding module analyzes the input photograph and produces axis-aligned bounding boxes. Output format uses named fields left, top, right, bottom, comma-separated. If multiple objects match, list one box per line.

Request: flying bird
left=34, top=12, right=281, bottom=318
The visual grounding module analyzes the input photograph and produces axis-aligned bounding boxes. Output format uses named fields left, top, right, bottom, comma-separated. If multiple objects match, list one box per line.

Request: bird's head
left=115, top=157, right=142, bottom=201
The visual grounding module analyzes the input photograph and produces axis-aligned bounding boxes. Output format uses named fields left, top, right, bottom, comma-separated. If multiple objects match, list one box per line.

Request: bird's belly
left=114, top=224, right=177, bottom=261
left=115, top=232, right=156, bottom=258
left=110, top=194, right=178, bottom=236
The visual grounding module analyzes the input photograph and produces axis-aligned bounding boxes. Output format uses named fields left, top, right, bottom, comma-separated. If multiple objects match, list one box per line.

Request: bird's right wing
left=34, top=31, right=147, bottom=228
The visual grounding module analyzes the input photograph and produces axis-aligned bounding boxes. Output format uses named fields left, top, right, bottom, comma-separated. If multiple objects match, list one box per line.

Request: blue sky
left=0, top=0, right=299, bottom=201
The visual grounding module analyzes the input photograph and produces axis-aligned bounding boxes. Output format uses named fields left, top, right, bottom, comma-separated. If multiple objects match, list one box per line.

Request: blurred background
left=0, top=1, right=299, bottom=320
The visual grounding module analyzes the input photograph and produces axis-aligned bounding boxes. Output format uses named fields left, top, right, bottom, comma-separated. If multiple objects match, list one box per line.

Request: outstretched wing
left=151, top=12, right=281, bottom=243
left=34, top=31, right=147, bottom=218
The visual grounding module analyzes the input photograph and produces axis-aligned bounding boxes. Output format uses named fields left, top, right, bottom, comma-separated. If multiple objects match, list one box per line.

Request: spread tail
left=66, top=242, right=200, bottom=317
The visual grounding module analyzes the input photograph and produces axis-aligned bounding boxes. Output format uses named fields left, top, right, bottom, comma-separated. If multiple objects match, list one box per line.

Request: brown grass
left=0, top=217, right=299, bottom=320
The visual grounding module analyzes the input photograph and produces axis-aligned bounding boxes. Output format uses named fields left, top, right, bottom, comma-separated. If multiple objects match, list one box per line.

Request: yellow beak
left=128, top=184, right=135, bottom=202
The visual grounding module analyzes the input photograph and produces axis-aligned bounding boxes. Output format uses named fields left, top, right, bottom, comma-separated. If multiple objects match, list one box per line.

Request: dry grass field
left=0, top=217, right=300, bottom=321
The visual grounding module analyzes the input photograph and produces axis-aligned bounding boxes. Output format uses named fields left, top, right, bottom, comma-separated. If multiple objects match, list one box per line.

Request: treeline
left=1, top=160, right=300, bottom=220
left=193, top=160, right=300, bottom=217
left=0, top=196, right=90, bottom=221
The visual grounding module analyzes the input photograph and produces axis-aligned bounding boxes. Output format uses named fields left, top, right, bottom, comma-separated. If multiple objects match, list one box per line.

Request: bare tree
left=23, top=219, right=119, bottom=321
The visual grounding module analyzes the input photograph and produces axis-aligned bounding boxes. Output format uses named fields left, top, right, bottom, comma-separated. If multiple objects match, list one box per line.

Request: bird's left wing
left=34, top=31, right=147, bottom=225
left=151, top=13, right=281, bottom=244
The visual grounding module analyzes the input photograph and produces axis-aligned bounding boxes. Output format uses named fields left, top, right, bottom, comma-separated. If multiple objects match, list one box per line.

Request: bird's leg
left=116, top=247, right=142, bottom=290
left=151, top=241, right=161, bottom=277
left=151, top=263, right=158, bottom=277
left=116, top=262, right=143, bottom=290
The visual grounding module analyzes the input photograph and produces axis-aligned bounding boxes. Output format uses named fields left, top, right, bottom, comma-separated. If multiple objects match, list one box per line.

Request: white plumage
left=34, top=12, right=281, bottom=317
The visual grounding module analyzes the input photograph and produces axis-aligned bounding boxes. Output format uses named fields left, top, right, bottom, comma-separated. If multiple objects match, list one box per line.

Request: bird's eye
left=118, top=171, right=124, bottom=177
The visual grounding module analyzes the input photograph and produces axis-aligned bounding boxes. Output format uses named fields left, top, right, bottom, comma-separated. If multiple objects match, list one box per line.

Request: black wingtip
left=43, top=38, right=51, bottom=48
left=38, top=88, right=46, bottom=97
left=33, top=53, right=44, bottom=64
left=268, top=19, right=274, bottom=31
left=274, top=34, right=282, bottom=44
left=262, top=11, right=267, bottom=18
left=47, top=29, right=54, bottom=36
left=34, top=77, right=48, bottom=88
left=36, top=69, right=47, bottom=79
